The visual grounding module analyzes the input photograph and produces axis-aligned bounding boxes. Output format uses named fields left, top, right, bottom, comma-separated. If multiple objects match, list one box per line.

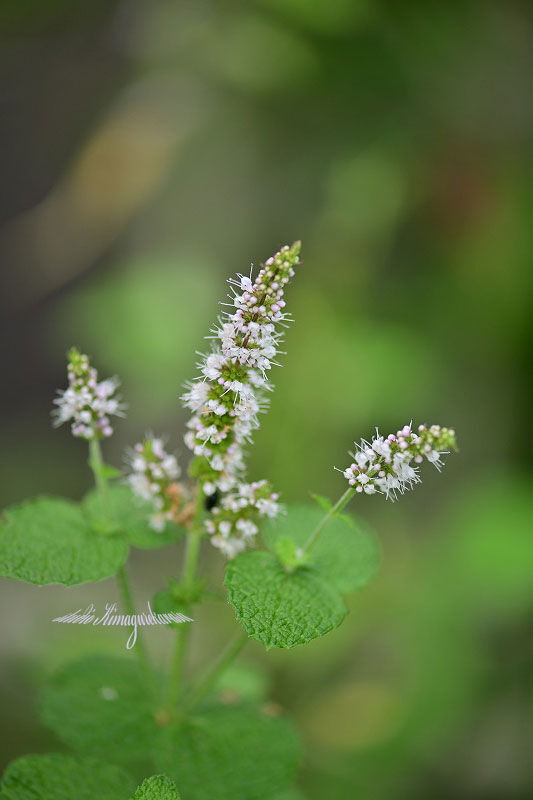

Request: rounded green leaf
left=131, top=775, right=181, bottom=800
left=155, top=705, right=301, bottom=800
left=82, top=485, right=184, bottom=549
left=225, top=551, right=347, bottom=648
left=0, top=497, right=128, bottom=586
left=263, top=505, right=380, bottom=594
left=41, top=655, right=158, bottom=763
left=0, top=754, right=135, bottom=800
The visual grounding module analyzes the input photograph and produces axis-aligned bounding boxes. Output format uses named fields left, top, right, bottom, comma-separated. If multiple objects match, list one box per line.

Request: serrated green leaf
left=0, top=497, right=128, bottom=586
left=155, top=705, right=301, bottom=800
left=0, top=754, right=135, bottom=800
left=263, top=505, right=380, bottom=595
left=225, top=551, right=346, bottom=648
left=41, top=655, right=158, bottom=763
left=131, top=775, right=181, bottom=800
left=82, top=485, right=183, bottom=549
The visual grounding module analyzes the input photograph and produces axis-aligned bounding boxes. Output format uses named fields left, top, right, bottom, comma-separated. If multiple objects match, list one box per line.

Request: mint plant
left=0, top=243, right=457, bottom=799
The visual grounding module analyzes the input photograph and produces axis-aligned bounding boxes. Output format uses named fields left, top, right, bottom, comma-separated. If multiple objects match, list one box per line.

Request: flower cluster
left=205, top=480, right=281, bottom=558
left=182, top=242, right=301, bottom=495
left=342, top=423, right=457, bottom=500
left=126, top=438, right=183, bottom=531
left=52, top=348, right=125, bottom=439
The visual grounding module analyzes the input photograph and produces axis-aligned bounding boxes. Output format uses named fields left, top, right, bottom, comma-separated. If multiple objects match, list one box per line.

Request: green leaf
left=273, top=790, right=307, bottom=800
left=273, top=536, right=308, bottom=570
left=214, top=663, right=269, bottom=702
left=263, top=505, right=380, bottom=595
left=100, top=464, right=124, bottom=480
left=151, top=588, right=183, bottom=629
left=82, top=484, right=184, bottom=549
left=153, top=576, right=205, bottom=612
left=225, top=551, right=346, bottom=648
left=41, top=655, right=158, bottom=763
left=0, top=754, right=135, bottom=800
left=0, top=497, right=128, bottom=586
left=310, top=492, right=332, bottom=512
left=131, top=775, right=181, bottom=800
left=155, top=705, right=301, bottom=800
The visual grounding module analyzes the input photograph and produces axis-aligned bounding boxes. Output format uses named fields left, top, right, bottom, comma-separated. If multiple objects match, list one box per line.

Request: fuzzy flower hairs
left=342, top=423, right=457, bottom=500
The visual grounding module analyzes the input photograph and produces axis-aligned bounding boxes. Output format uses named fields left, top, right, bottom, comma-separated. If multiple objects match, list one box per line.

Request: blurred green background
left=0, top=1, right=532, bottom=797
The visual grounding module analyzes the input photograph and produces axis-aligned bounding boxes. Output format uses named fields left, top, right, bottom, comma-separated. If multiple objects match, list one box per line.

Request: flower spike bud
left=182, top=242, right=301, bottom=498
left=52, top=347, right=125, bottom=440
left=342, top=422, right=457, bottom=500
left=205, top=480, right=282, bottom=558
left=126, top=437, right=188, bottom=531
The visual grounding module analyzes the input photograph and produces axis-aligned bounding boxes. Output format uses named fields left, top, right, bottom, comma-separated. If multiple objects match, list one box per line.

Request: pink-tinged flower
left=53, top=348, right=125, bottom=440
left=342, top=423, right=457, bottom=500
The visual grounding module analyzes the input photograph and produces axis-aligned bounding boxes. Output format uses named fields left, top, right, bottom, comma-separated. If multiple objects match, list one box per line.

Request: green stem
left=116, top=565, right=155, bottom=697
left=302, top=487, right=356, bottom=553
left=88, top=436, right=109, bottom=513
left=88, top=436, right=154, bottom=695
left=167, top=491, right=205, bottom=710
left=185, top=631, right=248, bottom=712
left=182, top=523, right=203, bottom=588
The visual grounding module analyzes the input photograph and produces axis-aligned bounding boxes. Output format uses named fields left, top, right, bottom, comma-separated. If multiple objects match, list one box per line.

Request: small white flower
left=211, top=535, right=246, bottom=559
left=127, top=473, right=152, bottom=502
left=372, top=438, right=390, bottom=459
left=355, top=452, right=369, bottom=468
left=236, top=518, right=258, bottom=538
left=218, top=520, right=232, bottom=537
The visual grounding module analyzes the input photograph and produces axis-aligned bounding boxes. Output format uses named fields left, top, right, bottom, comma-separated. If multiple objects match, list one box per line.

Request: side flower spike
left=342, top=423, right=457, bottom=500
left=206, top=480, right=282, bottom=558
left=52, top=347, right=125, bottom=440
left=126, top=437, right=192, bottom=531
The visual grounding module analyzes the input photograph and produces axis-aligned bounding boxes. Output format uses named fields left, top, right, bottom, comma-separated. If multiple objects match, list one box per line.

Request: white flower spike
left=182, top=242, right=301, bottom=556
left=342, top=423, right=457, bottom=500
left=52, top=348, right=125, bottom=440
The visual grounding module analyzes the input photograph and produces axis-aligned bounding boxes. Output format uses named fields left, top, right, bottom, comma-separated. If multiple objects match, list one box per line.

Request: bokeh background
left=1, top=1, right=532, bottom=797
